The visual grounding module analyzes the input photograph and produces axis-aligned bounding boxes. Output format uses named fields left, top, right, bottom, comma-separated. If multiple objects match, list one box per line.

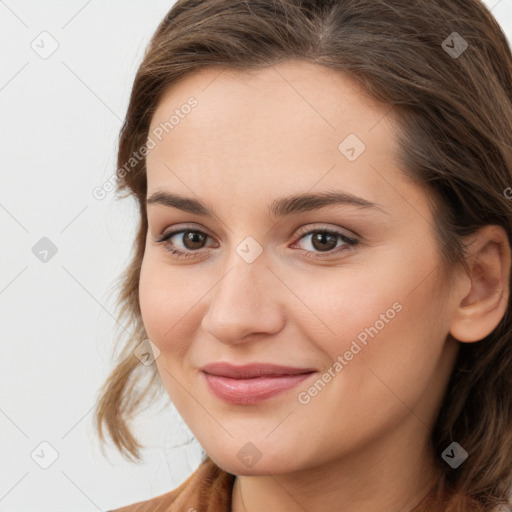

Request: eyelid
left=293, top=223, right=358, bottom=240
left=154, top=223, right=357, bottom=243
left=154, top=223, right=213, bottom=242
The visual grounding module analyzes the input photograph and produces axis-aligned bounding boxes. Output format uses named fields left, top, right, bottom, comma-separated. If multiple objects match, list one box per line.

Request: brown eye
left=155, top=228, right=215, bottom=258
left=291, top=227, right=359, bottom=260
left=310, top=232, right=339, bottom=252
left=181, top=230, right=208, bottom=250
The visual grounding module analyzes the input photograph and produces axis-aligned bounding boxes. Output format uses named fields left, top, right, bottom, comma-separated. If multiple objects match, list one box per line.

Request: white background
left=1, top=1, right=511, bottom=511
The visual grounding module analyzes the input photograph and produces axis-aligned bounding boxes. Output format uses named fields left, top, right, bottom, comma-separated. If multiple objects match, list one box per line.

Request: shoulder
left=107, top=455, right=235, bottom=512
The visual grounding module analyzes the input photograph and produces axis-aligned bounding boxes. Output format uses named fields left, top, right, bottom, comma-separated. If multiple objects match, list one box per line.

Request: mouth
left=200, top=362, right=318, bottom=405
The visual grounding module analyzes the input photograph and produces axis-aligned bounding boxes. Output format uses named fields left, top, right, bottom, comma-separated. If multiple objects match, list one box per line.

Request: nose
left=201, top=252, right=285, bottom=345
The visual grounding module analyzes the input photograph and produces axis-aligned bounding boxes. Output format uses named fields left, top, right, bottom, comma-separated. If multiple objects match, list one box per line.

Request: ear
left=449, top=225, right=511, bottom=343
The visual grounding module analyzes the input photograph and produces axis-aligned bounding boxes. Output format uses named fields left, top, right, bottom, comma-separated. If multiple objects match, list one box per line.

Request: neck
left=231, top=414, right=442, bottom=512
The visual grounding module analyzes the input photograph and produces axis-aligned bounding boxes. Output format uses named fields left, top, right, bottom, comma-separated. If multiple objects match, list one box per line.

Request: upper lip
left=200, top=362, right=317, bottom=379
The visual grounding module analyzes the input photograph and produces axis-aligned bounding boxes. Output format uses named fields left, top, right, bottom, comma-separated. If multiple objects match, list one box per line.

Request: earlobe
left=449, top=225, right=511, bottom=343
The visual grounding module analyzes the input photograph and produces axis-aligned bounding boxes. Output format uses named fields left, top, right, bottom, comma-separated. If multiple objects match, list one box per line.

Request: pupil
left=312, top=232, right=337, bottom=252
left=184, top=231, right=205, bottom=249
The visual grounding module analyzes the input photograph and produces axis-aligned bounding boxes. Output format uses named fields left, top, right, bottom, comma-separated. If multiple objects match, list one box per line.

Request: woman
left=94, top=0, right=512, bottom=510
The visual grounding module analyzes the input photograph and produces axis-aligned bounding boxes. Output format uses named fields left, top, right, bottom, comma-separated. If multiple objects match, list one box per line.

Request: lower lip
left=202, top=371, right=316, bottom=405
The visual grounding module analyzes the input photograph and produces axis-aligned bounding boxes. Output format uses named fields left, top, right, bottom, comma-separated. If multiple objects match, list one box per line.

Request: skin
left=139, top=60, right=510, bottom=512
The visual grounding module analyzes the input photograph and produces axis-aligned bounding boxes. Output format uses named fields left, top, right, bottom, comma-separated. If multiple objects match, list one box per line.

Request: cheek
left=292, top=244, right=448, bottom=360
left=288, top=251, right=450, bottom=403
left=287, top=267, right=451, bottom=457
left=138, top=255, right=202, bottom=358
left=282, top=266, right=398, bottom=359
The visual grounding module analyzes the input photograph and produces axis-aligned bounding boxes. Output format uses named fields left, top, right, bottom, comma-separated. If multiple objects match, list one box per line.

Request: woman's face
left=139, top=60, right=462, bottom=475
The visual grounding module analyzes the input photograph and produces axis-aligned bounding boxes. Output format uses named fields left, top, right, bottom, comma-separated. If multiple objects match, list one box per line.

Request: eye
left=291, top=226, right=359, bottom=259
left=154, top=224, right=359, bottom=261
left=154, top=227, right=216, bottom=259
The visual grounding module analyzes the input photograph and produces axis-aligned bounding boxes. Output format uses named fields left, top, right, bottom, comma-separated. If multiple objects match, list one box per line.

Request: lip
left=200, top=362, right=317, bottom=405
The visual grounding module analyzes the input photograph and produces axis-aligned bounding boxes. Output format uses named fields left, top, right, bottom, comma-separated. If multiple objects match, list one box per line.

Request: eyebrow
left=146, top=190, right=387, bottom=217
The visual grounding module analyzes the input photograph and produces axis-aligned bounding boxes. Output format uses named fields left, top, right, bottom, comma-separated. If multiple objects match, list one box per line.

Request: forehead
left=145, top=60, right=419, bottom=220
left=148, top=59, right=395, bottom=144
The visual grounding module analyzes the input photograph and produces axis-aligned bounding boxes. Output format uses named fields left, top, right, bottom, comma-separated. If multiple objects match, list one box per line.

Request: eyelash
left=154, top=226, right=359, bottom=261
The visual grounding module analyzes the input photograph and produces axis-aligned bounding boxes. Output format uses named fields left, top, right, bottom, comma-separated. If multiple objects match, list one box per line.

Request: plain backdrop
left=1, top=1, right=511, bottom=511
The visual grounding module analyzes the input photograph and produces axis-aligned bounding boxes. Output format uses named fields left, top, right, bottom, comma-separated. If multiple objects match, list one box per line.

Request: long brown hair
left=93, top=1, right=512, bottom=510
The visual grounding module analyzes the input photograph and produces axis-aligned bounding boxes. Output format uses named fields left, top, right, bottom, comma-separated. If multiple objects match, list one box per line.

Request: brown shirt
left=108, top=456, right=235, bottom=512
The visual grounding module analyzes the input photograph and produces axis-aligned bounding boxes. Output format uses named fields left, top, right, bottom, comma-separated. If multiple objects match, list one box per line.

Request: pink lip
left=200, top=362, right=317, bottom=405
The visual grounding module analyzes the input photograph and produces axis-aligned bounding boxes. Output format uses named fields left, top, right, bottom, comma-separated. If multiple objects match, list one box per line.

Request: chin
left=205, top=443, right=308, bottom=476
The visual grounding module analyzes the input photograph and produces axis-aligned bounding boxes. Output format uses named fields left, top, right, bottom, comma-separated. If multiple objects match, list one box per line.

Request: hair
left=93, top=0, right=512, bottom=510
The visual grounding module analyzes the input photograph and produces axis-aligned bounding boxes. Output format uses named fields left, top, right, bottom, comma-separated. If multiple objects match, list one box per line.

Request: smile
left=200, top=363, right=318, bottom=405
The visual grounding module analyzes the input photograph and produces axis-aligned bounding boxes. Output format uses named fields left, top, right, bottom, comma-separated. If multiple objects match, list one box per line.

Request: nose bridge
left=216, top=233, right=269, bottom=302
left=225, top=256, right=263, bottom=303
left=201, top=242, right=283, bottom=344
